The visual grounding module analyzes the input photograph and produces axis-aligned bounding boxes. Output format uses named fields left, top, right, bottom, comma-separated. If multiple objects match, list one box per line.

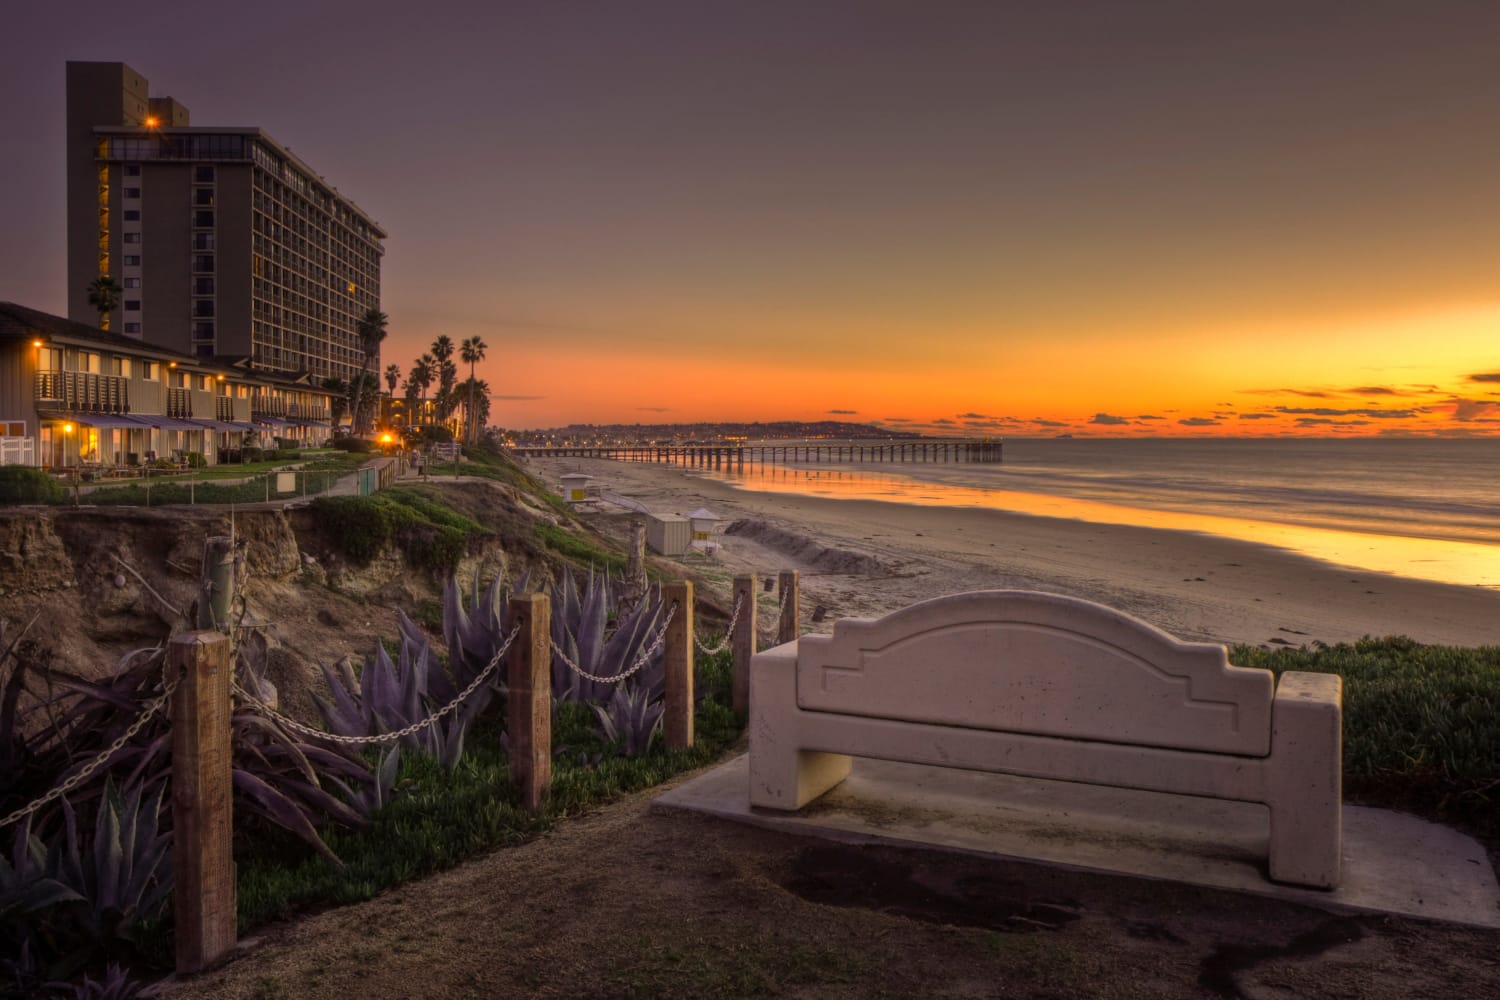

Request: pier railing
left=511, top=439, right=1001, bottom=467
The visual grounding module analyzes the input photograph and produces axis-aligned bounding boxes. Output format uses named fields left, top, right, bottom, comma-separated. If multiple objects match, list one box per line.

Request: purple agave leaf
left=232, top=769, right=342, bottom=865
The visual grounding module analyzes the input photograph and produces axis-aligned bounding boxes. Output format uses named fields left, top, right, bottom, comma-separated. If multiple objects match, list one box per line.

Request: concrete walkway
left=656, top=754, right=1500, bottom=928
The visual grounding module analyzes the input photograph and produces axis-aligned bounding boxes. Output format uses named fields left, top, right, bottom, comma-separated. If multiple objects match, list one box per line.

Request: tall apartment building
left=65, top=61, right=385, bottom=384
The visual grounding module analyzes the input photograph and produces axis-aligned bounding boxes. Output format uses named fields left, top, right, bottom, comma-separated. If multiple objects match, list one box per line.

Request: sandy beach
left=525, top=455, right=1500, bottom=650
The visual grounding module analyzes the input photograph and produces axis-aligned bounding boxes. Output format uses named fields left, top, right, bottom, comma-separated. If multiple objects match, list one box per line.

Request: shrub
left=183, top=451, right=206, bottom=468
left=330, top=438, right=375, bottom=454
left=241, top=446, right=265, bottom=463
left=0, top=466, right=63, bottom=504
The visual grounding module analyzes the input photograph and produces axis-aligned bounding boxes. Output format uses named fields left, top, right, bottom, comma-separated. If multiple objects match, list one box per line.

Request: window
left=123, top=255, right=141, bottom=266
left=142, top=362, right=159, bottom=381
left=193, top=233, right=215, bottom=250
left=124, top=187, right=141, bottom=199
left=193, top=321, right=215, bottom=338
left=78, top=352, right=101, bottom=374
left=123, top=322, right=142, bottom=334
left=194, top=165, right=215, bottom=183
left=199, top=375, right=213, bottom=391
left=124, top=165, right=141, bottom=177
left=123, top=277, right=141, bottom=288
left=112, top=358, right=132, bottom=377
left=193, top=277, right=215, bottom=295
left=3, top=422, right=24, bottom=436
left=123, top=210, right=140, bottom=221
left=193, top=300, right=215, bottom=317
left=123, top=233, right=141, bottom=244
left=194, top=189, right=215, bottom=206
left=194, top=210, right=215, bottom=227
left=124, top=300, right=141, bottom=311
left=193, top=255, right=214, bottom=273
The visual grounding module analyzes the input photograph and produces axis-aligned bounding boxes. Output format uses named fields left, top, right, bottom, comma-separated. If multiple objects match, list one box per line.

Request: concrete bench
left=748, top=590, right=1343, bottom=888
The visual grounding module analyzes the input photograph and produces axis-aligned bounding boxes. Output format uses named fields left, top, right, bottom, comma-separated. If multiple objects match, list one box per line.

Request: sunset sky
left=3, top=1, right=1497, bottom=436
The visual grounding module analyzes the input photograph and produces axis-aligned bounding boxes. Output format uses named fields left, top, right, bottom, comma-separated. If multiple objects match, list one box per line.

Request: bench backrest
left=795, top=591, right=1274, bottom=756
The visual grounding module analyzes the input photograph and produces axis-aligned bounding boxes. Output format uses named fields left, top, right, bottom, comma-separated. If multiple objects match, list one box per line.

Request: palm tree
left=348, top=307, right=388, bottom=437
left=460, top=336, right=488, bottom=443
left=86, top=275, right=122, bottom=331
left=430, top=335, right=458, bottom=432
left=384, top=364, right=401, bottom=396
left=461, top=377, right=491, bottom=442
left=409, top=355, right=434, bottom=428
left=323, top=377, right=349, bottom=430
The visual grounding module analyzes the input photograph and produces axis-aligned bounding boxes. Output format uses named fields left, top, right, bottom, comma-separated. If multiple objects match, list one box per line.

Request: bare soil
left=163, top=760, right=1499, bottom=1000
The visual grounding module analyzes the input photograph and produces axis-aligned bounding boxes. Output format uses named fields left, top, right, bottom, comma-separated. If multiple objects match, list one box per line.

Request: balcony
left=252, top=397, right=289, bottom=418
left=166, top=387, right=192, bottom=419
left=288, top=402, right=331, bottom=423
left=34, top=371, right=130, bottom=413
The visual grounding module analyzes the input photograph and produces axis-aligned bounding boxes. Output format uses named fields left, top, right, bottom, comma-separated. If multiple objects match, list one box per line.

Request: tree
left=86, top=275, right=122, bottom=331
left=323, top=377, right=349, bottom=430
left=461, top=377, right=491, bottom=440
left=460, top=336, right=488, bottom=443
left=429, top=335, right=458, bottom=431
left=384, top=364, right=401, bottom=396
left=348, top=308, right=388, bottom=437
left=408, top=355, right=434, bottom=428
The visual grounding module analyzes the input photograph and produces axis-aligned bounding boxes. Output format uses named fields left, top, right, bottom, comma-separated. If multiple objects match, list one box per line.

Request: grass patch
left=233, top=649, right=740, bottom=933
left=312, top=488, right=492, bottom=571
left=534, top=522, right=627, bottom=574
left=1233, top=637, right=1500, bottom=844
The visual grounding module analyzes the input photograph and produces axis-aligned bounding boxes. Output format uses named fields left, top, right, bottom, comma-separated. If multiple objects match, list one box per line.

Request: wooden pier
left=511, top=440, right=1002, bottom=469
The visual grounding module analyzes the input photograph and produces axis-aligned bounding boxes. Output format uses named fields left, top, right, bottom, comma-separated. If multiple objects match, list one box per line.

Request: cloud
left=826, top=408, right=858, bottom=414
left=1032, top=419, right=1067, bottom=427
left=1090, top=413, right=1130, bottom=426
left=1468, top=372, right=1500, bottom=383
left=931, top=418, right=956, bottom=425
left=1136, top=414, right=1163, bottom=421
left=957, top=412, right=993, bottom=420
left=1295, top=417, right=1370, bottom=427
left=1238, top=413, right=1277, bottom=421
left=636, top=406, right=670, bottom=412
left=1178, top=417, right=1220, bottom=427
left=1452, top=399, right=1500, bottom=421
left=1242, top=388, right=1332, bottom=398
left=1274, top=406, right=1418, bottom=419
left=1346, top=386, right=1400, bottom=396
left=883, top=417, right=914, bottom=423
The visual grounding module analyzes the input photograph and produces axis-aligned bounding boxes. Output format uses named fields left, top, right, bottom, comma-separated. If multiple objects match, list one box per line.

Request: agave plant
left=591, top=682, right=664, bottom=757
left=312, top=571, right=520, bottom=769
left=549, top=567, right=668, bottom=707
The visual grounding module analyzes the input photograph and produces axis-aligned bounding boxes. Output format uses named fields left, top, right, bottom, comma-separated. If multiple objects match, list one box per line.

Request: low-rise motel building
left=0, top=302, right=336, bottom=470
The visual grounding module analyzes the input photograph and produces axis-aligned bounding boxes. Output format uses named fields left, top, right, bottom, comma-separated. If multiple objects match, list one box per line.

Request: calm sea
left=699, top=438, right=1500, bottom=588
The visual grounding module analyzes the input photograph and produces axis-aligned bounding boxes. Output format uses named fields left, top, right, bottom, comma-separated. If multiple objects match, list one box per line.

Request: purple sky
left=4, top=1, right=1498, bottom=433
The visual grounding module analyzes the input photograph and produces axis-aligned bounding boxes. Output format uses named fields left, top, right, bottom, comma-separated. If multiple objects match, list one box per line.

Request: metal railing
left=33, top=371, right=130, bottom=413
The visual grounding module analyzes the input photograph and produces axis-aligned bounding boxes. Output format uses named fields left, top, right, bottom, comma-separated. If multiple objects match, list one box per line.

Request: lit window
left=142, top=362, right=159, bottom=380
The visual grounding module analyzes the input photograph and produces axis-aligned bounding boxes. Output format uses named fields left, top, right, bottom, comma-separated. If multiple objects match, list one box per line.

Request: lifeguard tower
left=687, top=507, right=721, bottom=556
left=561, top=473, right=595, bottom=504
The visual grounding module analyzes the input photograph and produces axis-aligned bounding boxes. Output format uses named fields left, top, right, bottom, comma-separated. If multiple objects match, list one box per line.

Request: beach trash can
left=646, top=514, right=691, bottom=556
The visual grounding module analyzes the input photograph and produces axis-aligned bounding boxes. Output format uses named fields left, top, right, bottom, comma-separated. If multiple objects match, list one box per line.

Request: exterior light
left=63, top=423, right=73, bottom=434
left=144, top=115, right=160, bottom=128
left=32, top=339, right=42, bottom=348
left=380, top=433, right=393, bottom=444
left=216, top=374, right=225, bottom=381
left=168, top=362, right=177, bottom=368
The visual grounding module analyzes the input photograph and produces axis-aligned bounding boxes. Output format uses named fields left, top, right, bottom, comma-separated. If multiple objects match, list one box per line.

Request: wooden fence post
left=732, top=574, right=757, bottom=714
left=664, top=580, right=694, bottom=749
left=777, top=570, right=800, bottom=646
left=505, top=593, right=552, bottom=811
left=171, top=631, right=236, bottom=975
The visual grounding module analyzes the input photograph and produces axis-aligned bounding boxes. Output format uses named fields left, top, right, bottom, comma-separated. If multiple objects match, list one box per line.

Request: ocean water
left=699, top=438, right=1500, bottom=588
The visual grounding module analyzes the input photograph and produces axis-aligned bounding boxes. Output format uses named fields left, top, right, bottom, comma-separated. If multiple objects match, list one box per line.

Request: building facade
left=0, top=302, right=335, bottom=468
left=65, top=61, right=385, bottom=384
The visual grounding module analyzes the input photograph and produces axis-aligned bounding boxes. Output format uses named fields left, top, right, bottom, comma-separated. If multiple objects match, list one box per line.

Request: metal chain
left=233, top=623, right=521, bottom=746
left=0, top=661, right=179, bottom=831
left=694, top=593, right=745, bottom=655
left=552, top=602, right=676, bottom=685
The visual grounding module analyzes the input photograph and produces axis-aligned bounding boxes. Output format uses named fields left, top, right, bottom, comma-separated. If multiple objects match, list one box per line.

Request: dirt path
left=165, top=759, right=1498, bottom=1000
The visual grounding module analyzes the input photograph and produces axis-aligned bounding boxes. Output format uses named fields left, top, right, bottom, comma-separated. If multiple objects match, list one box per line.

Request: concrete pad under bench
left=654, top=754, right=1500, bottom=929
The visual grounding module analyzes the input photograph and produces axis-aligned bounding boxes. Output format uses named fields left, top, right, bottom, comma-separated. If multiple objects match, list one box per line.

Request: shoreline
left=524, top=455, right=1500, bottom=649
